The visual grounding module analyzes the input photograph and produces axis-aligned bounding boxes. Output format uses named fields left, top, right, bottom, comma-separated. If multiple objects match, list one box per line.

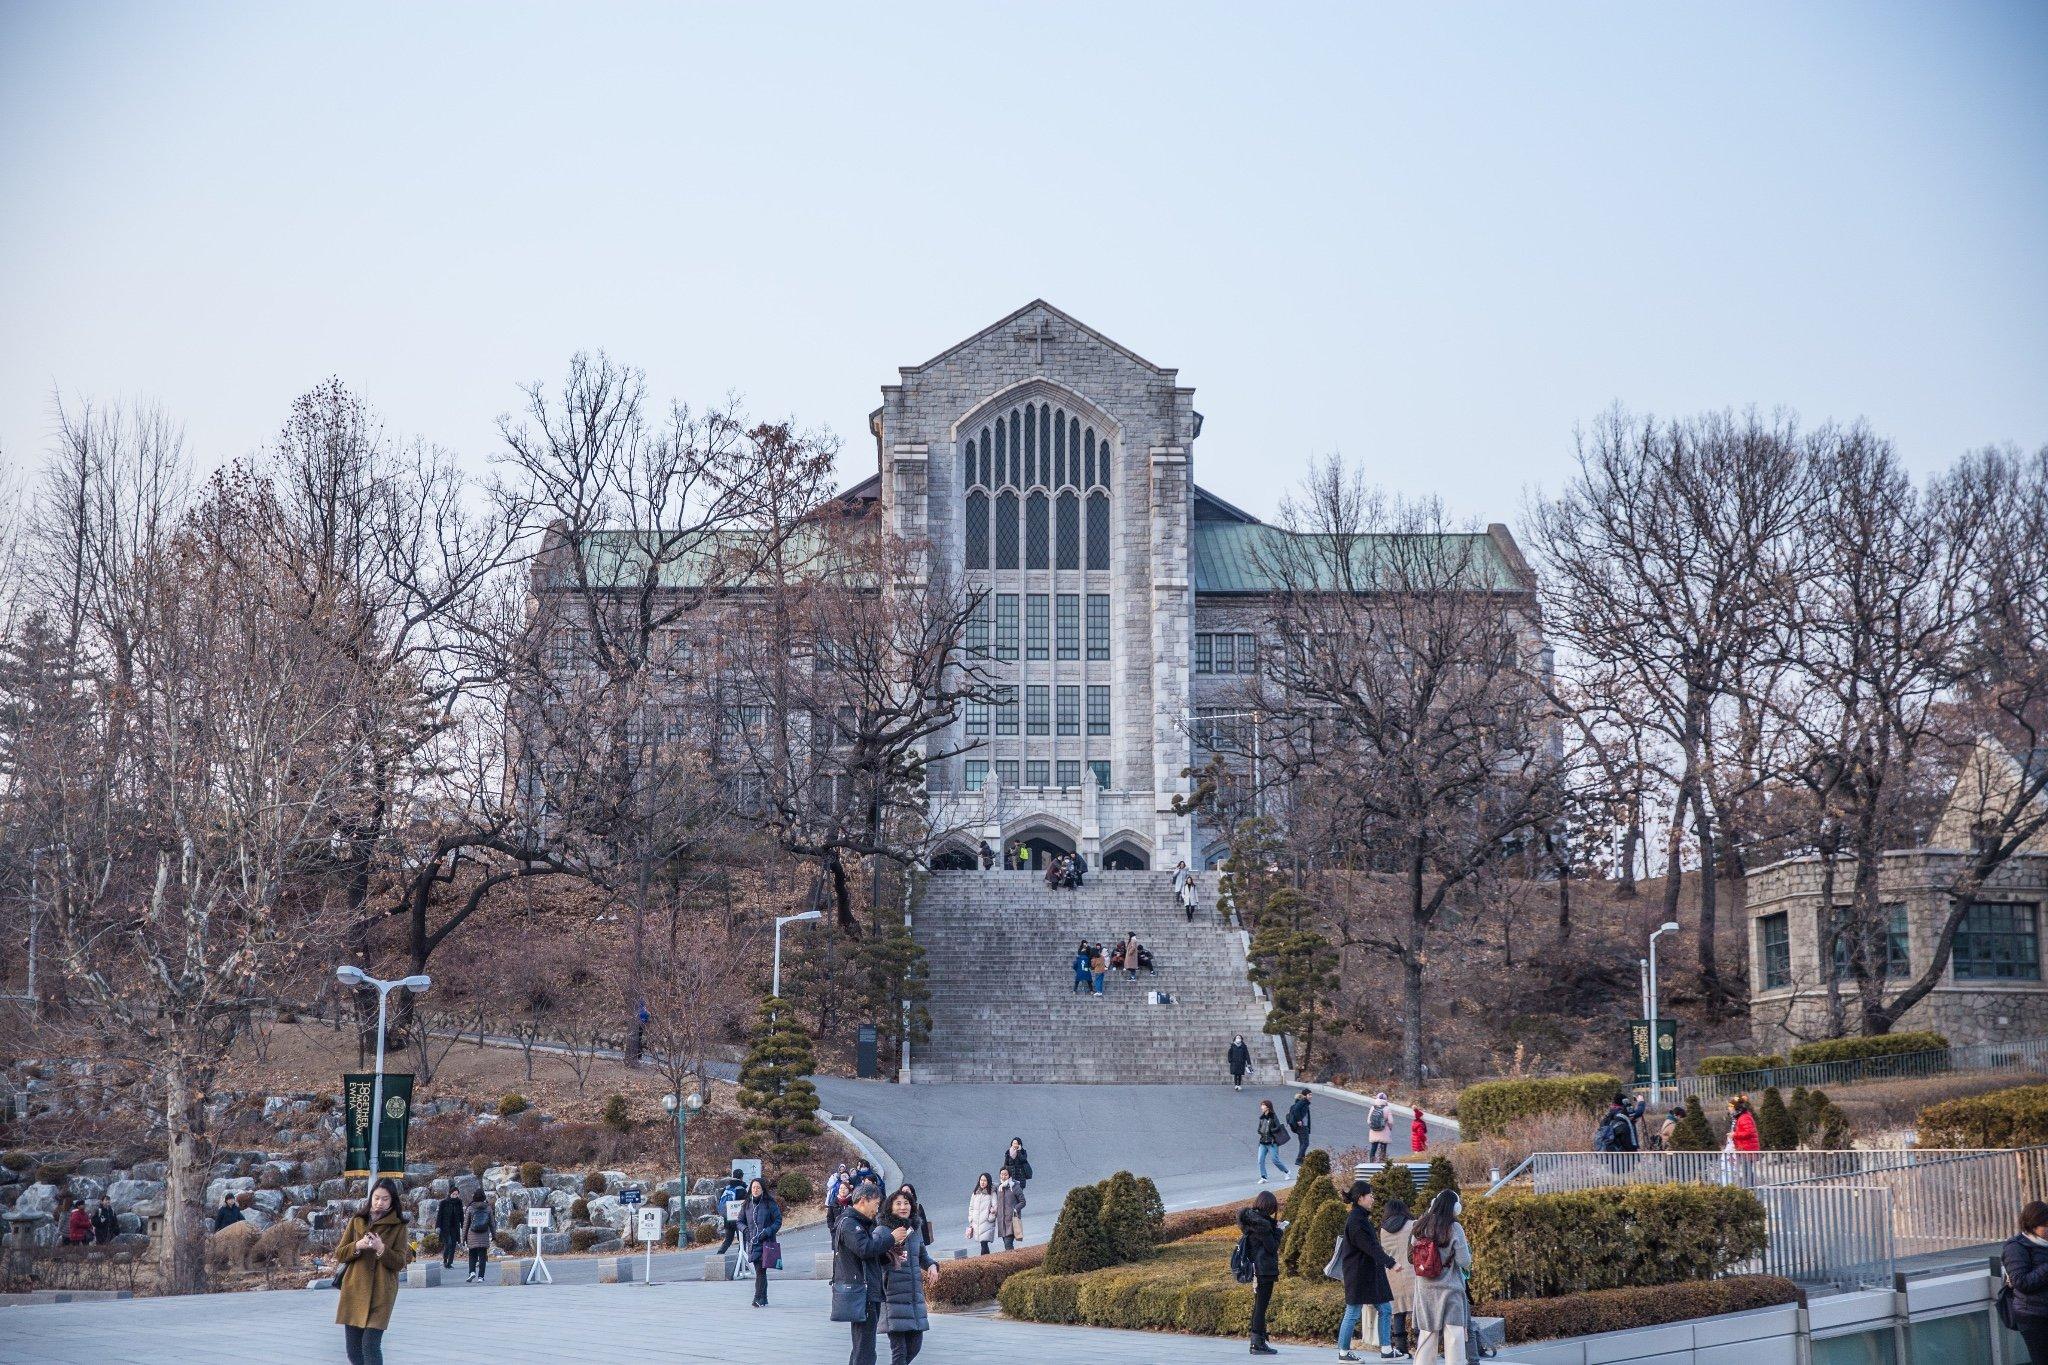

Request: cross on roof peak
left=1015, top=317, right=1058, bottom=363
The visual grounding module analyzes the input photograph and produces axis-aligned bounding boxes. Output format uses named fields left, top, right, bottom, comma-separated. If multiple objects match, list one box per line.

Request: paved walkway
left=0, top=1277, right=1348, bottom=1363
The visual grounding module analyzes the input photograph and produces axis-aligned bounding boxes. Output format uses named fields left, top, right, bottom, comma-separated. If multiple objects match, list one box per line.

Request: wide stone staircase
left=907, top=870, right=1278, bottom=1084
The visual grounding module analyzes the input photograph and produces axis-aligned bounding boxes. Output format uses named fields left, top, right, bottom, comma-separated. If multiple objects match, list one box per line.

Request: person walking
left=1654, top=1107, right=1681, bottom=1151
left=1069, top=850, right=1087, bottom=888
left=434, top=1187, right=464, bottom=1270
left=744, top=1176, right=783, bottom=1306
left=63, top=1199, right=90, bottom=1244
left=1122, top=931, right=1139, bottom=982
left=214, top=1193, right=245, bottom=1231
left=1726, top=1095, right=1762, bottom=1153
left=717, top=1169, right=748, bottom=1253
left=2001, top=1200, right=2048, bottom=1364
left=1044, top=855, right=1064, bottom=890
left=1088, top=942, right=1106, bottom=997
left=967, top=1172, right=998, bottom=1255
left=1287, top=1088, right=1314, bottom=1164
left=978, top=839, right=995, bottom=871
left=1071, top=941, right=1092, bottom=994
left=1411, top=1109, right=1430, bottom=1156
left=1172, top=859, right=1195, bottom=920
left=1238, top=1188, right=1285, bottom=1356
left=999, top=1137, right=1033, bottom=1191
left=1379, top=1198, right=1417, bottom=1358
left=459, top=1190, right=493, bottom=1281
left=89, top=1197, right=117, bottom=1245
left=881, top=1186, right=939, bottom=1365
left=1336, top=1180, right=1397, bottom=1362
left=1594, top=1096, right=1639, bottom=1153
left=335, top=1177, right=410, bottom=1365
left=1409, top=1189, right=1473, bottom=1365
left=995, top=1170, right=1026, bottom=1251
left=1228, top=1034, right=1253, bottom=1090
left=833, top=1181, right=906, bottom=1365
left=1367, top=1093, right=1393, bottom=1164
left=1256, top=1099, right=1292, bottom=1183
left=827, top=1163, right=850, bottom=1237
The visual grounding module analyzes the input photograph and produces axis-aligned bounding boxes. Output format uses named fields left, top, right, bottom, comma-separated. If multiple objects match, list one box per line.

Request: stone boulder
left=249, top=1189, right=285, bottom=1214
left=316, top=1179, right=352, bottom=1202
left=204, top=1176, right=255, bottom=1208
left=482, top=1165, right=517, bottom=1188
left=599, top=1170, right=631, bottom=1194
left=130, top=1160, right=167, bottom=1182
left=109, top=1231, right=150, bottom=1252
left=544, top=1189, right=578, bottom=1221
left=544, top=1173, right=582, bottom=1193
left=67, top=1176, right=106, bottom=1203
left=77, top=1157, right=113, bottom=1178
left=451, top=1174, right=480, bottom=1202
left=104, top=1178, right=164, bottom=1213
left=13, top=1183, right=62, bottom=1218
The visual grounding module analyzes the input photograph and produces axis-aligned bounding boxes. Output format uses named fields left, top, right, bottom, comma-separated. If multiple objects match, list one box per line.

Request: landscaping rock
left=204, top=1176, right=255, bottom=1208
left=584, top=1195, right=626, bottom=1230
left=105, top=1178, right=164, bottom=1214
left=77, top=1158, right=113, bottom=1178
left=14, top=1183, right=62, bottom=1219
left=131, top=1161, right=167, bottom=1181
left=599, top=1170, right=631, bottom=1194
left=316, top=1179, right=351, bottom=1202
left=249, top=1190, right=284, bottom=1214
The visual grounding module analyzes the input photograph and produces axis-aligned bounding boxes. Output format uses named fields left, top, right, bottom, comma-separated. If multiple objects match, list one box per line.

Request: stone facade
left=1746, top=849, right=2048, bottom=1049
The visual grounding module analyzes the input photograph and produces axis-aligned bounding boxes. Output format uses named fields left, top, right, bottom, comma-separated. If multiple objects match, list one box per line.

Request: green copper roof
left=1189, top=523, right=1526, bottom=595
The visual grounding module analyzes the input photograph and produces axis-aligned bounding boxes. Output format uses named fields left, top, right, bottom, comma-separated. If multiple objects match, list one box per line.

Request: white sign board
left=525, top=1207, right=552, bottom=1230
left=635, top=1207, right=665, bottom=1244
left=728, top=1158, right=762, bottom=1186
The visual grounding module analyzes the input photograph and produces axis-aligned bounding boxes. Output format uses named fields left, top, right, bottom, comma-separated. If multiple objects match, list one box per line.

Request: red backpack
left=1410, top=1232, right=1446, bottom=1280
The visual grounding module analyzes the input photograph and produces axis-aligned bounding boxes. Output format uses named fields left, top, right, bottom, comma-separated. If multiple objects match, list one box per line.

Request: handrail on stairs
left=1485, top=1154, right=1536, bottom=1196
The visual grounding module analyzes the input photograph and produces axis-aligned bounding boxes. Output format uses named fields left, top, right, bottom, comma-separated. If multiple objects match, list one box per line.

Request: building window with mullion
left=1025, top=685, right=1050, bottom=736
left=1086, top=685, right=1110, bottom=735
left=1056, top=594, right=1079, bottom=660
left=1759, top=913, right=1790, bottom=990
left=1955, top=902, right=2041, bottom=981
left=964, top=759, right=988, bottom=792
left=1829, top=905, right=1909, bottom=979
left=1026, top=594, right=1048, bottom=660
left=967, top=596, right=990, bottom=655
left=995, top=594, right=1019, bottom=661
left=1194, top=634, right=1213, bottom=674
left=995, top=688, right=1018, bottom=736
left=1086, top=594, right=1110, bottom=660
left=1056, top=685, right=1079, bottom=736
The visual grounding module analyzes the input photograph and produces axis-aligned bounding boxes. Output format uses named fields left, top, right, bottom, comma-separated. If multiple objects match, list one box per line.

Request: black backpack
left=1230, top=1234, right=1257, bottom=1284
left=468, top=1204, right=491, bottom=1233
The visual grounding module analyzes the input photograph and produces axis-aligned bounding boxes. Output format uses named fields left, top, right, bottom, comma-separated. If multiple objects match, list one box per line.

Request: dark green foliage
left=851, top=913, right=933, bottom=1062
left=497, top=1093, right=528, bottom=1117
left=1789, top=1086, right=1816, bottom=1137
left=1097, top=1171, right=1153, bottom=1262
left=1299, top=1200, right=1348, bottom=1280
left=1671, top=1096, right=1716, bottom=1151
left=1417, top=1155, right=1459, bottom=1210
left=1920, top=1082, right=2048, bottom=1148
left=1279, top=1147, right=1332, bottom=1228
left=737, top=996, right=824, bottom=1161
left=1462, top=1184, right=1769, bottom=1301
left=600, top=1094, right=631, bottom=1133
left=1134, top=1175, right=1167, bottom=1241
left=1248, top=889, right=1346, bottom=1069
left=1755, top=1088, right=1797, bottom=1151
left=1042, top=1184, right=1115, bottom=1275
left=777, top=1172, right=814, bottom=1203
left=1493, top=1276, right=1803, bottom=1343
left=1787, top=1031, right=1947, bottom=1065
left=1696, top=1054, right=1784, bottom=1076
left=1370, top=1161, right=1418, bottom=1207
left=1814, top=1097, right=1853, bottom=1148
left=1458, top=1075, right=1622, bottom=1137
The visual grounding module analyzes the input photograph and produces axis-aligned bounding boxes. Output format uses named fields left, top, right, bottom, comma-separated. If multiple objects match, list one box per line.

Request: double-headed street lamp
left=661, top=1089, right=705, bottom=1212
left=1646, top=921, right=1681, bottom=1107
left=335, top=965, right=431, bottom=1202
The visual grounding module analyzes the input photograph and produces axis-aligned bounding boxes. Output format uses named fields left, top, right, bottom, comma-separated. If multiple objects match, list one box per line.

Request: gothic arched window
left=1055, top=491, right=1079, bottom=569
left=995, top=490, right=1020, bottom=570
left=962, top=397, right=1110, bottom=574
left=1086, top=492, right=1110, bottom=570
left=1025, top=491, right=1049, bottom=569
left=965, top=490, right=989, bottom=569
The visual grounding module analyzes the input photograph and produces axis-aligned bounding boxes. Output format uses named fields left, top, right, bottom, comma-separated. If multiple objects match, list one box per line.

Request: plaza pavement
left=0, top=1276, right=1360, bottom=1363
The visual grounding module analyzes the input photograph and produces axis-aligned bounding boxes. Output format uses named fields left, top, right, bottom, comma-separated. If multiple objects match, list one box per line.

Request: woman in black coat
left=1337, top=1181, right=1397, bottom=1361
left=1238, top=1189, right=1284, bottom=1356
left=2003, top=1199, right=2048, bottom=1363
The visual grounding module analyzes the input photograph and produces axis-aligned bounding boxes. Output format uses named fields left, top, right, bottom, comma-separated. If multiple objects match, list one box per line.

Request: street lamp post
left=1647, top=921, right=1680, bottom=1108
left=335, top=965, right=431, bottom=1202
left=772, top=910, right=823, bottom=1001
left=661, top=1089, right=704, bottom=1213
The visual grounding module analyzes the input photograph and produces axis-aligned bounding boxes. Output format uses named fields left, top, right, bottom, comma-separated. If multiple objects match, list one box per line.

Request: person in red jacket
left=1727, top=1095, right=1762, bottom=1153
left=1410, top=1109, right=1429, bottom=1154
left=63, top=1199, right=92, bottom=1244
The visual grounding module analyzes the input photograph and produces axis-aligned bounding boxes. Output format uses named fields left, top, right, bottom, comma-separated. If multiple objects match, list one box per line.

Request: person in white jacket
left=967, top=1172, right=999, bottom=1255
left=1171, top=860, right=1196, bottom=919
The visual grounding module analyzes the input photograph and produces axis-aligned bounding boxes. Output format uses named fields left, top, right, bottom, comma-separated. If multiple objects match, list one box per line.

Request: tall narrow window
left=1195, top=634, right=1213, bottom=674
left=1087, top=594, right=1110, bottom=660
left=1089, top=760, right=1111, bottom=790
left=962, top=439, right=976, bottom=488
left=964, top=759, right=988, bottom=792
left=1056, top=685, right=1079, bottom=736
left=967, top=596, right=990, bottom=654
left=1026, top=759, right=1050, bottom=788
left=965, top=491, right=989, bottom=570
left=1213, top=634, right=1235, bottom=674
left=1056, top=594, right=1079, bottom=660
left=995, top=594, right=1019, bottom=661
left=991, top=419, right=1003, bottom=486
left=996, top=760, right=1019, bottom=788
left=1026, top=685, right=1050, bottom=735
left=1025, top=491, right=1049, bottom=569
left=1055, top=491, right=1080, bottom=569
left=1025, top=594, right=1049, bottom=660
left=1053, top=409, right=1065, bottom=480
left=995, top=491, right=1019, bottom=569
left=1086, top=493, right=1110, bottom=570
left=1084, top=429, right=1095, bottom=489
left=1238, top=634, right=1258, bottom=673
left=1759, top=914, right=1790, bottom=990
left=1023, top=406, right=1035, bottom=481
left=995, top=687, right=1019, bottom=735
left=1039, top=403, right=1051, bottom=464
left=1087, top=685, right=1110, bottom=735
left=965, top=701, right=989, bottom=736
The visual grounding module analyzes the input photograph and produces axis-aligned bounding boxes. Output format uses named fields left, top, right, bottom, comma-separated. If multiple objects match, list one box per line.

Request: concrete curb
left=817, top=1107, right=904, bottom=1193
left=1300, top=1081, right=1461, bottom=1140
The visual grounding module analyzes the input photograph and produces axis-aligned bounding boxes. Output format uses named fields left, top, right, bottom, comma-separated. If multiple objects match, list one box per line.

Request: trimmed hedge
left=1487, top=1275, right=1802, bottom=1344
left=930, top=1191, right=1250, bottom=1306
left=1462, top=1185, right=1767, bottom=1302
left=1787, top=1031, right=1947, bottom=1065
left=1919, top=1082, right=2048, bottom=1149
left=1458, top=1074, right=1621, bottom=1137
left=1697, top=1054, right=1783, bottom=1076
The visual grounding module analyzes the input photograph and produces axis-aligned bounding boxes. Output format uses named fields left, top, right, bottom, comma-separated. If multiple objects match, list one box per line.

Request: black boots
left=1249, top=1337, right=1278, bottom=1356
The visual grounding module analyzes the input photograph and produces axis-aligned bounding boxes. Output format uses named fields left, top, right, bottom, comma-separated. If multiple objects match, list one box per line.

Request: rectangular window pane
left=1087, top=594, right=1110, bottom=660
left=964, top=492, right=988, bottom=570
left=1216, top=634, right=1235, bottom=674
left=1089, top=760, right=1112, bottom=790
left=1026, top=594, right=1049, bottom=660
left=964, top=759, right=988, bottom=792
left=1956, top=902, right=2040, bottom=981
left=995, top=492, right=1019, bottom=569
left=995, top=687, right=1019, bottom=736
left=1761, top=913, right=1790, bottom=990
left=1025, top=493, right=1049, bottom=569
left=967, top=596, right=990, bottom=655
left=1831, top=905, right=1909, bottom=980
left=965, top=701, right=988, bottom=736
left=1026, top=685, right=1050, bottom=735
left=1056, top=759, right=1081, bottom=789
left=1056, top=493, right=1079, bottom=569
left=996, top=760, right=1019, bottom=789
left=995, top=594, right=1019, bottom=661
left=1086, top=495, right=1110, bottom=570
left=1195, top=634, right=1212, bottom=674
left=1238, top=634, right=1258, bottom=673
left=1056, top=685, right=1080, bottom=736
left=1057, top=594, right=1079, bottom=660
left=1087, top=685, right=1110, bottom=735
left=1025, top=759, right=1050, bottom=788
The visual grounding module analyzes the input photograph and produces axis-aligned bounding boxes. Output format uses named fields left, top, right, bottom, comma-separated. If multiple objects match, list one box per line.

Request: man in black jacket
left=435, top=1187, right=466, bottom=1269
left=1228, top=1035, right=1252, bottom=1091
left=833, top=1182, right=906, bottom=1365
left=1287, top=1089, right=1313, bottom=1163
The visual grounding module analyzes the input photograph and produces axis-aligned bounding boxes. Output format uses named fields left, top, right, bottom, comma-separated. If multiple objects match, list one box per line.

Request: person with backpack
left=966, top=1172, right=998, bottom=1255
left=1654, top=1107, right=1682, bottom=1150
left=1235, top=1188, right=1285, bottom=1356
left=1379, top=1198, right=1416, bottom=1358
left=434, top=1187, right=465, bottom=1270
left=743, top=1176, right=783, bottom=1307
left=827, top=1163, right=850, bottom=1237
left=1594, top=1097, right=1640, bottom=1153
left=1408, top=1189, right=1473, bottom=1365
left=1336, top=1181, right=1398, bottom=1362
left=461, top=1190, right=494, bottom=1282
left=1088, top=942, right=1106, bottom=996
left=1256, top=1098, right=1292, bottom=1183
left=1287, top=1088, right=1314, bottom=1163
left=978, top=839, right=995, bottom=871
left=717, top=1169, right=747, bottom=1254
left=2001, top=1200, right=2048, bottom=1363
left=1366, top=1093, right=1393, bottom=1163
left=1228, top=1034, right=1253, bottom=1090
left=1071, top=941, right=1092, bottom=995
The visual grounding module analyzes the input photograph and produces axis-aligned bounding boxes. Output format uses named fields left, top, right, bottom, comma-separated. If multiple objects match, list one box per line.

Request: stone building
left=1746, top=739, right=2048, bottom=1049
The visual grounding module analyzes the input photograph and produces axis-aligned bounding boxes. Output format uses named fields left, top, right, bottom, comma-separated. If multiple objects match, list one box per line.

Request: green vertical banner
left=1629, top=1019, right=1678, bottom=1088
left=342, top=1073, right=415, bottom=1180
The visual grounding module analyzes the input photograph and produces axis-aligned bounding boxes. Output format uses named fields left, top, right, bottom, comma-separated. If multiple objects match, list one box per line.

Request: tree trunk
left=1693, top=800, right=1722, bottom=1007
left=1617, top=808, right=1641, bottom=899
left=1401, top=942, right=1425, bottom=1087
left=624, top=859, right=648, bottom=1065
left=162, top=1055, right=209, bottom=1295
left=1660, top=788, right=1687, bottom=926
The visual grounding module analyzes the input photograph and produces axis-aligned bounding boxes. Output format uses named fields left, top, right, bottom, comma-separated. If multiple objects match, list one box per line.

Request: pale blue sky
left=2, top=2, right=2043, bottom=522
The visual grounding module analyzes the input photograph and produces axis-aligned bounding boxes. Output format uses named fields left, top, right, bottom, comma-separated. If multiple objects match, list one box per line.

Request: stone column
left=1148, top=445, right=1192, bottom=867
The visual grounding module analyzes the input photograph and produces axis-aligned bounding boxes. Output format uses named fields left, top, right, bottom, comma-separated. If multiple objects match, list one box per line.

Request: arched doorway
left=1005, top=825, right=1075, bottom=870
left=931, top=843, right=977, bottom=871
left=1102, top=842, right=1149, bottom=871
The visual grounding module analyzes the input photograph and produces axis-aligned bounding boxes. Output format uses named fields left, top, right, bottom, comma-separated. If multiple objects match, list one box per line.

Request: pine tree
left=1279, top=1148, right=1333, bottom=1228
left=1672, top=1095, right=1716, bottom=1151
left=736, top=997, right=824, bottom=1161
left=852, top=911, right=932, bottom=1059
left=1815, top=1096, right=1853, bottom=1148
left=1097, top=1171, right=1153, bottom=1263
left=1756, top=1087, right=1798, bottom=1151
left=1789, top=1086, right=1817, bottom=1143
left=1134, top=1175, right=1167, bottom=1243
left=1370, top=1161, right=1418, bottom=1208
left=1248, top=889, right=1346, bottom=1071
left=1280, top=1173, right=1343, bottom=1276
left=1299, top=1198, right=1348, bottom=1280
left=1043, top=1184, right=1115, bottom=1274
left=1417, top=1155, right=1459, bottom=1210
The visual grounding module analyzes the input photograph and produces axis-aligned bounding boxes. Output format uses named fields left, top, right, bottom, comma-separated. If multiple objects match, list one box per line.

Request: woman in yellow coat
left=335, top=1177, right=411, bottom=1365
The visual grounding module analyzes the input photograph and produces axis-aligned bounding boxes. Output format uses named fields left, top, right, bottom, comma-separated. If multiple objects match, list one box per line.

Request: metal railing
left=1780, top=1145, right=2048, bottom=1261
left=1518, top=1147, right=1999, bottom=1195
left=1751, top=1184, right=1896, bottom=1287
left=1648, top=1034, right=2048, bottom=1104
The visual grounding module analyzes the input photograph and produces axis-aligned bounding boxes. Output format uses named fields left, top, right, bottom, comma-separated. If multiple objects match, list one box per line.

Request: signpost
left=342, top=1072, right=414, bottom=1181
left=729, top=1158, right=761, bottom=1186
left=635, top=1206, right=664, bottom=1286
left=524, top=1205, right=553, bottom=1284
left=1630, top=1017, right=1678, bottom=1096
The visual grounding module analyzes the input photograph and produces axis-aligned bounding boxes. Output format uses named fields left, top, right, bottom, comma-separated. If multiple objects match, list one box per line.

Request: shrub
left=1787, top=1031, right=1947, bottom=1065
left=1697, top=1054, right=1784, bottom=1077
left=468, top=1156, right=488, bottom=1179
left=497, top=1093, right=528, bottom=1118
left=1042, top=1184, right=1114, bottom=1275
left=583, top=1171, right=607, bottom=1195
left=1417, top=1155, right=1459, bottom=1210
left=691, top=1221, right=718, bottom=1244
left=1462, top=1184, right=1768, bottom=1302
left=1370, top=1162, right=1417, bottom=1207
left=1921, top=1082, right=2048, bottom=1148
left=493, top=1229, right=517, bottom=1253
left=999, top=1266, right=1086, bottom=1324
left=517, top=1161, right=544, bottom=1188
left=1134, top=1175, right=1166, bottom=1240
left=569, top=1227, right=610, bottom=1252
left=0, top=1151, right=32, bottom=1171
left=1279, top=1148, right=1331, bottom=1223
left=650, top=1188, right=671, bottom=1210
left=776, top=1172, right=813, bottom=1204
left=569, top=1197, right=589, bottom=1221
left=1279, top=1172, right=1342, bottom=1277
left=1671, top=1096, right=1716, bottom=1151
left=33, top=1162, right=75, bottom=1187
left=1457, top=1075, right=1620, bottom=1137
left=600, top=1094, right=631, bottom=1133
left=1297, top=1200, right=1347, bottom=1280
left=1097, top=1171, right=1154, bottom=1263
left=253, top=1219, right=309, bottom=1267
left=932, top=1195, right=1249, bottom=1307
left=1488, top=1275, right=1802, bottom=1342
left=1756, top=1088, right=1797, bottom=1151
